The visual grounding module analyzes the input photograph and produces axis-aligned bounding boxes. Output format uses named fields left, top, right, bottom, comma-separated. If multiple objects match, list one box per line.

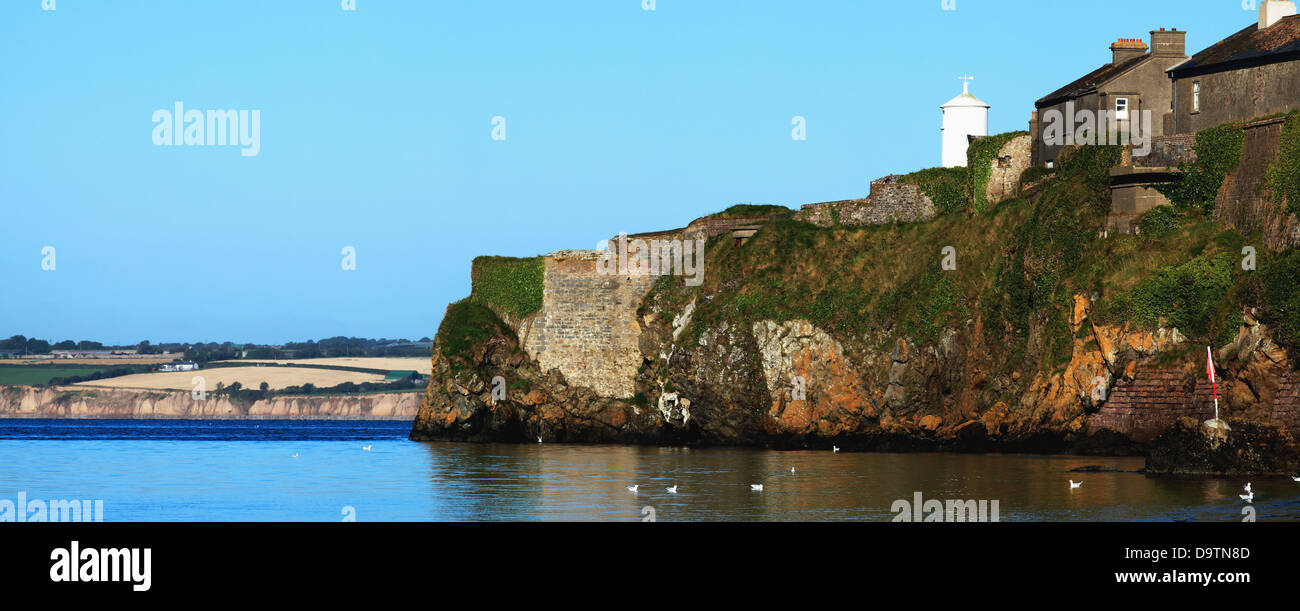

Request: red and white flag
left=1206, top=346, right=1218, bottom=399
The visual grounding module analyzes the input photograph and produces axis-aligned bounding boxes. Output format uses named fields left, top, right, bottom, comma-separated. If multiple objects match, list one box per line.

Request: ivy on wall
left=901, top=167, right=967, bottom=215
left=967, top=131, right=1029, bottom=213
left=1266, top=110, right=1300, bottom=215
left=1157, top=122, right=1245, bottom=214
left=901, top=131, right=1028, bottom=216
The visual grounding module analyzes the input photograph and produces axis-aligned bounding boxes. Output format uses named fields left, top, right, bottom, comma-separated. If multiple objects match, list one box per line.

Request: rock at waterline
left=1145, top=417, right=1300, bottom=476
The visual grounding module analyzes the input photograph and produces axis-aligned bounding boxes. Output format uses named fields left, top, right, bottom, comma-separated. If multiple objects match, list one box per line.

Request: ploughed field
left=216, top=357, right=431, bottom=375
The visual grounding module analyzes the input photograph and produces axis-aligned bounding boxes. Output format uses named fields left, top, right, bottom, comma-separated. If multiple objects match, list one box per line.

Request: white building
left=940, top=76, right=990, bottom=168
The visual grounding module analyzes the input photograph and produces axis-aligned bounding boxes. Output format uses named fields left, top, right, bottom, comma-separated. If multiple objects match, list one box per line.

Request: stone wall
left=1134, top=133, right=1197, bottom=168
left=985, top=134, right=1032, bottom=205
left=796, top=176, right=936, bottom=227
left=520, top=250, right=656, bottom=399
left=1214, top=117, right=1300, bottom=251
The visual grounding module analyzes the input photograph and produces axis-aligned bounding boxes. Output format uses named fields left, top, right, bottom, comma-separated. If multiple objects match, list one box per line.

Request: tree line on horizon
left=1, top=335, right=434, bottom=362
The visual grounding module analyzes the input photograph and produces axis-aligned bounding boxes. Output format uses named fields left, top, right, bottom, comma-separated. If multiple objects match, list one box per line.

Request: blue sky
left=0, top=0, right=1263, bottom=345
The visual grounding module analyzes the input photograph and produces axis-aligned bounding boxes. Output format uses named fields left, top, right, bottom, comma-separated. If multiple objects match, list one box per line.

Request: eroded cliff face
left=0, top=386, right=420, bottom=420
left=413, top=285, right=1298, bottom=453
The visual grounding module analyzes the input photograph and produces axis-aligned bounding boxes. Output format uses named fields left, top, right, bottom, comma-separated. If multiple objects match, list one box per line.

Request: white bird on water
left=751, top=484, right=763, bottom=491
left=362, top=445, right=372, bottom=451
left=1069, top=480, right=1082, bottom=490
left=627, top=485, right=639, bottom=493
left=1241, top=491, right=1255, bottom=503
left=666, top=486, right=678, bottom=494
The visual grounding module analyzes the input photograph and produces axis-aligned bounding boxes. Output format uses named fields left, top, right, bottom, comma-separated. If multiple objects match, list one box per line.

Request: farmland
left=220, top=357, right=431, bottom=375
left=0, top=365, right=119, bottom=386
left=74, top=366, right=388, bottom=392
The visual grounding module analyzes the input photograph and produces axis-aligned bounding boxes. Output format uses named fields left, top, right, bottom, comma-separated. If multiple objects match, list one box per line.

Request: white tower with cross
left=940, top=75, right=990, bottom=168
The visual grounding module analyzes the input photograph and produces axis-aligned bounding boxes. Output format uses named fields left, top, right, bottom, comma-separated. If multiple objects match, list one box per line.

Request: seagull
left=627, top=485, right=639, bottom=493
left=537, top=436, right=543, bottom=444
left=1069, top=480, right=1082, bottom=489
left=361, top=445, right=372, bottom=451
left=1244, top=482, right=1253, bottom=494
left=291, top=453, right=299, bottom=459
left=666, top=486, right=678, bottom=494
left=751, top=484, right=763, bottom=491
left=832, top=446, right=840, bottom=453
left=1241, top=491, right=1255, bottom=503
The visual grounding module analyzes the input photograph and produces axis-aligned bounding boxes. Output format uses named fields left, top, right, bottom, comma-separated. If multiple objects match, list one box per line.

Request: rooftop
left=1036, top=54, right=1149, bottom=108
left=1169, top=15, right=1300, bottom=78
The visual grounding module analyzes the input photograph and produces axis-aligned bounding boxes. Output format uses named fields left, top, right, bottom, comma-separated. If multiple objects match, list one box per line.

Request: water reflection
left=420, top=444, right=1300, bottom=522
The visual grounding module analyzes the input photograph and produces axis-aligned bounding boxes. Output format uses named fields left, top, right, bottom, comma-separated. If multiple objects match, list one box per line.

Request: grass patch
left=470, top=256, right=544, bottom=321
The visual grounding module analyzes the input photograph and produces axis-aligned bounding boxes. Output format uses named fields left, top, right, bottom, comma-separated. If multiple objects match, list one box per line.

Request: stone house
left=1169, top=0, right=1300, bottom=134
left=1031, top=29, right=1188, bottom=167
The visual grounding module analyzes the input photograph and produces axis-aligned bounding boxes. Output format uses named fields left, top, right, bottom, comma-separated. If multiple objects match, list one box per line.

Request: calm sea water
left=1, top=419, right=1297, bottom=522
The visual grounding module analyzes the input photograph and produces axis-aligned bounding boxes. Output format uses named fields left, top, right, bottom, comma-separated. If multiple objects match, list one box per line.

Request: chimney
left=1110, top=37, right=1148, bottom=65
left=1150, top=28, right=1186, bottom=57
left=1260, top=0, right=1297, bottom=29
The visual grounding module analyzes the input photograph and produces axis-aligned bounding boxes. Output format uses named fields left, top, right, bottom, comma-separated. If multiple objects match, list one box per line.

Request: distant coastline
left=0, top=385, right=420, bottom=421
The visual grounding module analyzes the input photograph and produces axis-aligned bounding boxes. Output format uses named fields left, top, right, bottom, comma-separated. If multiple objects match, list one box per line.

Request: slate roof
left=1036, top=54, right=1150, bottom=108
left=1170, top=15, right=1300, bottom=78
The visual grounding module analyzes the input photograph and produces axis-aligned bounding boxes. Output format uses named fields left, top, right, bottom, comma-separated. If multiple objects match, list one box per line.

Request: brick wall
left=1270, top=371, right=1300, bottom=435
left=1086, top=366, right=1216, bottom=442
left=520, top=250, right=656, bottom=399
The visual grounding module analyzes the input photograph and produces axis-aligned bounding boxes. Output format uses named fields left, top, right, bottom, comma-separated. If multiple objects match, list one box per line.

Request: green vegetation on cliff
left=1157, top=122, right=1245, bottom=214
left=437, top=300, right=517, bottom=369
left=1267, top=110, right=1300, bottom=215
left=901, top=167, right=967, bottom=215
left=704, top=204, right=793, bottom=220
left=470, top=256, right=544, bottom=321
left=642, top=142, right=1278, bottom=385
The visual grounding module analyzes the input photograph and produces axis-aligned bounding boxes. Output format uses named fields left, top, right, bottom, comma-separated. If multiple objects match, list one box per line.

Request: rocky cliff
left=411, top=144, right=1300, bottom=465
left=0, top=385, right=420, bottom=420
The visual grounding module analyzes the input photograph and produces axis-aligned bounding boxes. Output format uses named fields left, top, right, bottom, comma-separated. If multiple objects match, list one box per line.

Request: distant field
left=222, top=357, right=432, bottom=375
left=75, top=366, right=387, bottom=391
left=0, top=365, right=114, bottom=386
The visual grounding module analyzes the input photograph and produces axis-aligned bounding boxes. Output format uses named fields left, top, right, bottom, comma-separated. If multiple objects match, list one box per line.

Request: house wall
left=1172, top=59, right=1300, bottom=134
left=1033, top=52, right=1185, bottom=167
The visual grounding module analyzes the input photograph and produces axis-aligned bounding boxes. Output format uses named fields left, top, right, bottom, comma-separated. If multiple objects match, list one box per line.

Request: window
left=1193, top=82, right=1201, bottom=113
left=1115, top=97, right=1130, bottom=121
